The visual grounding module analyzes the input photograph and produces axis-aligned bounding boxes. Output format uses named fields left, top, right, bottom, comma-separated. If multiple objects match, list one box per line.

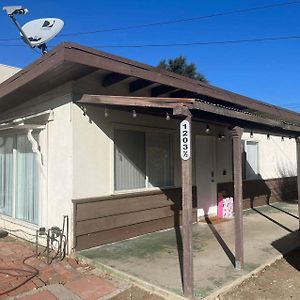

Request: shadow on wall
left=276, top=165, right=297, bottom=202
left=218, top=160, right=271, bottom=209
left=218, top=159, right=297, bottom=208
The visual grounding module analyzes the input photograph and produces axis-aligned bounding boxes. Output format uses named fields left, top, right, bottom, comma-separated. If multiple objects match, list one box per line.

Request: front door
left=195, top=135, right=217, bottom=218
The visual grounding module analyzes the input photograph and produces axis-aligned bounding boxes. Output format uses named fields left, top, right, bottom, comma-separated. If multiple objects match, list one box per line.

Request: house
left=0, top=43, right=299, bottom=290
left=0, top=64, right=20, bottom=84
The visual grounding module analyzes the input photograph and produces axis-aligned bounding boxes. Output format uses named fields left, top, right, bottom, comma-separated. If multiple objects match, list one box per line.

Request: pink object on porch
left=222, top=197, right=234, bottom=218
left=217, top=196, right=223, bottom=218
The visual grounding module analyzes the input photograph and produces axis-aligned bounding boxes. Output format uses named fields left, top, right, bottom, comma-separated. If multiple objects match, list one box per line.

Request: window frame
left=242, top=139, right=260, bottom=181
left=0, top=129, right=41, bottom=226
left=113, top=124, right=175, bottom=193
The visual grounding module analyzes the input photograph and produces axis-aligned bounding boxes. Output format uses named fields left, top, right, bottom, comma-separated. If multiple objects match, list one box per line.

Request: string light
left=205, top=124, right=210, bottom=134
left=166, top=112, right=170, bottom=121
left=132, top=110, right=137, bottom=118
left=104, top=106, right=108, bottom=118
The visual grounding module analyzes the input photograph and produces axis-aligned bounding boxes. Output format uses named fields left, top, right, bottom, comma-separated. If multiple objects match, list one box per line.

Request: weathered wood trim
left=73, top=187, right=197, bottom=251
left=230, top=126, right=244, bottom=270
left=77, top=206, right=179, bottom=236
left=181, top=114, right=194, bottom=298
left=63, top=43, right=300, bottom=126
left=75, top=213, right=197, bottom=251
left=151, top=85, right=178, bottom=97
left=77, top=94, right=194, bottom=109
left=102, top=72, right=128, bottom=87
left=77, top=95, right=300, bottom=133
left=129, top=79, right=154, bottom=93
left=217, top=176, right=297, bottom=209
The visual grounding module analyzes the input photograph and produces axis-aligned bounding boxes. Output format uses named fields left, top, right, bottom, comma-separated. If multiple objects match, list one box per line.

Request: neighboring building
left=0, top=42, right=299, bottom=253
left=0, top=64, right=20, bottom=84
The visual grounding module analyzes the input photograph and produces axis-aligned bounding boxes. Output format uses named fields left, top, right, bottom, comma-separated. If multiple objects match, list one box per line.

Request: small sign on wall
left=180, top=120, right=191, bottom=160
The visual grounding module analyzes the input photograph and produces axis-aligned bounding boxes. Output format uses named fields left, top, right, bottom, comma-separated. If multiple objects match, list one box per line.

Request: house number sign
left=180, top=120, right=191, bottom=160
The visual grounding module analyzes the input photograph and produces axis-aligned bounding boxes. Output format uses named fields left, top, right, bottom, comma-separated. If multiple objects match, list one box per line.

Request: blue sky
left=1, top=0, right=300, bottom=111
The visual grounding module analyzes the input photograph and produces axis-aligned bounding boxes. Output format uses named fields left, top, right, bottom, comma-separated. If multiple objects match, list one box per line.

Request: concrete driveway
left=79, top=201, right=300, bottom=299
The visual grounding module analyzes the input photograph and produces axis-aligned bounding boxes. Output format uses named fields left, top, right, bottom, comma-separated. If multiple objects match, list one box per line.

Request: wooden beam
left=193, top=101, right=300, bottom=133
left=180, top=113, right=194, bottom=298
left=173, top=105, right=191, bottom=117
left=151, top=85, right=178, bottom=97
left=102, top=72, right=128, bottom=87
left=76, top=95, right=300, bottom=133
left=129, top=79, right=154, bottom=93
left=230, top=126, right=244, bottom=270
left=64, top=45, right=300, bottom=126
left=170, top=90, right=197, bottom=98
left=77, top=95, right=194, bottom=109
left=296, top=137, right=300, bottom=235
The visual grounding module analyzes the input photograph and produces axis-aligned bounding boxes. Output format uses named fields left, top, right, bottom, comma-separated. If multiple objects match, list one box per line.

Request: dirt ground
left=111, top=286, right=165, bottom=300
left=221, top=248, right=300, bottom=300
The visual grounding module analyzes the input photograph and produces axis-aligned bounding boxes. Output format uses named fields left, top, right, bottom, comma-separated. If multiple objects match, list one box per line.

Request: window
left=114, top=129, right=173, bottom=191
left=0, top=132, right=40, bottom=224
left=243, top=141, right=259, bottom=180
left=0, top=136, right=13, bottom=216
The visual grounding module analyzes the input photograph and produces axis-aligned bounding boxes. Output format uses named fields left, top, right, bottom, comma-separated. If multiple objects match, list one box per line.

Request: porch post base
left=235, top=260, right=242, bottom=271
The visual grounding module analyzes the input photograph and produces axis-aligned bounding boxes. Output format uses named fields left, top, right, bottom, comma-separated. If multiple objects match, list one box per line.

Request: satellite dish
left=3, top=5, right=64, bottom=55
left=21, top=18, right=64, bottom=47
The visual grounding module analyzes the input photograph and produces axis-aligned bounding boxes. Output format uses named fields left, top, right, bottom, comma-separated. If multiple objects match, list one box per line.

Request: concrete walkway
left=79, top=201, right=300, bottom=299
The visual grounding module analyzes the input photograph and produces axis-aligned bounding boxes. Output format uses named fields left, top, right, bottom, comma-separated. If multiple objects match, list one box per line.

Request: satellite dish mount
left=3, top=6, right=64, bottom=55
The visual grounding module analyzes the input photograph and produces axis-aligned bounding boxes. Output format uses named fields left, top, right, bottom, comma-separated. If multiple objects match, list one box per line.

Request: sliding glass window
left=0, top=132, right=40, bottom=224
left=0, top=136, right=13, bottom=216
left=114, top=129, right=173, bottom=191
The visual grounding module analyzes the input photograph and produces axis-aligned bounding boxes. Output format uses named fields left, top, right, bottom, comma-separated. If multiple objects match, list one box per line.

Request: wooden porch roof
left=77, top=95, right=300, bottom=135
left=0, top=42, right=300, bottom=133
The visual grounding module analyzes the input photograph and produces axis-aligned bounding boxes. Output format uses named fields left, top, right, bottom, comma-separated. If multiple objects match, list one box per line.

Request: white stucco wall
left=0, top=64, right=20, bottom=84
left=72, top=105, right=297, bottom=200
left=72, top=103, right=232, bottom=199
left=0, top=84, right=74, bottom=248
left=242, top=132, right=296, bottom=179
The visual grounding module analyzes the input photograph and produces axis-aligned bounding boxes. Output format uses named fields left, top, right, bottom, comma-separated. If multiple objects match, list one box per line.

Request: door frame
left=195, top=135, right=217, bottom=219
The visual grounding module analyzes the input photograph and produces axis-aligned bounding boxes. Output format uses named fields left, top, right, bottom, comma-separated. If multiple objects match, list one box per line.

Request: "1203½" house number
left=180, top=120, right=191, bottom=160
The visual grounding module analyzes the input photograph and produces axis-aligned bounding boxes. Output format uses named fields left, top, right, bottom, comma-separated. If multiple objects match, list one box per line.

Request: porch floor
left=79, top=201, right=300, bottom=299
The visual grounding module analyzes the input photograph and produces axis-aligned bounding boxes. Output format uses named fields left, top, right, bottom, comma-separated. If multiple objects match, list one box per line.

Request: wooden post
left=230, top=126, right=244, bottom=270
left=180, top=112, right=194, bottom=298
left=296, top=137, right=300, bottom=234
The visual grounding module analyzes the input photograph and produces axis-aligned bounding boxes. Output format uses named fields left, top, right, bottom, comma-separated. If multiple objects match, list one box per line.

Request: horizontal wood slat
left=75, top=187, right=190, bottom=222
left=76, top=212, right=197, bottom=251
left=77, top=206, right=178, bottom=236
left=218, top=176, right=297, bottom=209
left=73, top=187, right=197, bottom=251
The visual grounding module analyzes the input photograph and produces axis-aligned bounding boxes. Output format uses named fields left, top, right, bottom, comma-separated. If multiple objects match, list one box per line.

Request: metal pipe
left=46, top=229, right=50, bottom=264
left=10, top=15, right=33, bottom=48
left=35, top=230, right=39, bottom=257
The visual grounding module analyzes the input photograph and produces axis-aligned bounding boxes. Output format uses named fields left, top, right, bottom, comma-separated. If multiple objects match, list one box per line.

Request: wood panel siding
left=218, top=176, right=297, bottom=209
left=73, top=187, right=197, bottom=251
